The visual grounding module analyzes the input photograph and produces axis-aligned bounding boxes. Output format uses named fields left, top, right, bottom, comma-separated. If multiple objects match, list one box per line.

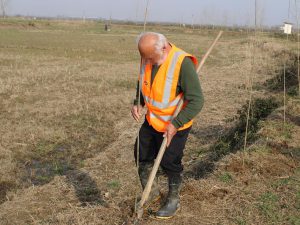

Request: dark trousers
left=134, top=119, right=191, bottom=177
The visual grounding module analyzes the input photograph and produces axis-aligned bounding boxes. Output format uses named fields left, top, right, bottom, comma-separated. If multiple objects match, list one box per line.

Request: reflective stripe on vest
left=162, top=51, right=185, bottom=104
left=144, top=94, right=182, bottom=109
left=149, top=112, right=172, bottom=122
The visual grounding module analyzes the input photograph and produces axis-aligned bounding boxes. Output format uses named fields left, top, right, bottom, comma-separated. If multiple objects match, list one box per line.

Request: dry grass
left=0, top=18, right=299, bottom=225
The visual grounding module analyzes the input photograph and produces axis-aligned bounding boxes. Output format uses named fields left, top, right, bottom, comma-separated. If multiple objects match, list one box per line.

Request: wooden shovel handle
left=197, top=31, right=223, bottom=74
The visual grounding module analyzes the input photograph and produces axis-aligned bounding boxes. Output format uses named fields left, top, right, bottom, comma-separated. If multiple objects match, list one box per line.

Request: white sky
left=6, top=0, right=300, bottom=27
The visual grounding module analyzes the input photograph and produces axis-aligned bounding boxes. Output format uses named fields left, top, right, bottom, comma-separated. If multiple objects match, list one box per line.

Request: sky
left=5, top=0, right=299, bottom=27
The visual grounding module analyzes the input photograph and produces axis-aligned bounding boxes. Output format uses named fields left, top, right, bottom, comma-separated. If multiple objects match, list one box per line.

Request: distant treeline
left=3, top=15, right=300, bottom=35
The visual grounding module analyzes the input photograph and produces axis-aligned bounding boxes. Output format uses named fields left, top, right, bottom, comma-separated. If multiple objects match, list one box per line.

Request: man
left=131, top=32, right=204, bottom=219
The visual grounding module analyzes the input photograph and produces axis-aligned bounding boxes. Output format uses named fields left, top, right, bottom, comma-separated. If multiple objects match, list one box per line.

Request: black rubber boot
left=155, top=174, right=182, bottom=219
left=138, top=162, right=161, bottom=207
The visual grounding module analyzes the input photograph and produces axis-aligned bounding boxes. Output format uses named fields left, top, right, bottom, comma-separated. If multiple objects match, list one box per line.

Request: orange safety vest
left=139, top=43, right=198, bottom=132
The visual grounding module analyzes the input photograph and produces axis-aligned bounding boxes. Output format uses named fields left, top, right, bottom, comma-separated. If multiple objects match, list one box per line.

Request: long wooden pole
left=134, top=0, right=150, bottom=215
left=136, top=31, right=223, bottom=219
left=196, top=31, right=223, bottom=74
left=143, top=0, right=150, bottom=31
left=296, top=0, right=300, bottom=96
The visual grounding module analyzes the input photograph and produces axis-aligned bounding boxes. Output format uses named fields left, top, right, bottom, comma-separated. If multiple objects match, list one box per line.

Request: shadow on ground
left=185, top=97, right=280, bottom=179
left=65, top=170, right=106, bottom=206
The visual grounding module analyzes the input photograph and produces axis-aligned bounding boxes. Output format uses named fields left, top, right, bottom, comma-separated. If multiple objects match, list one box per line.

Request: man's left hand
left=164, top=123, right=177, bottom=147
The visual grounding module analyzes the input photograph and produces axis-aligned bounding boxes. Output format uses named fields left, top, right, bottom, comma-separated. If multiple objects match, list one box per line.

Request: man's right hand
left=131, top=105, right=143, bottom=122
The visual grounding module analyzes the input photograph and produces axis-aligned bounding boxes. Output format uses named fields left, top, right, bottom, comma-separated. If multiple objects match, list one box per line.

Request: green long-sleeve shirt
left=134, top=57, right=204, bottom=129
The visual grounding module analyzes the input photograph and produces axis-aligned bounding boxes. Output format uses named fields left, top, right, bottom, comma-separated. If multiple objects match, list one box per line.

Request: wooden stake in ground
left=143, top=0, right=150, bottom=31
left=284, top=0, right=292, bottom=125
left=284, top=61, right=287, bottom=125
left=296, top=0, right=300, bottom=96
left=243, top=0, right=258, bottom=166
left=136, top=31, right=223, bottom=220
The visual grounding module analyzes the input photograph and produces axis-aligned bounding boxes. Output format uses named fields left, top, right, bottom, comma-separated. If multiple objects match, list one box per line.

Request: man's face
left=139, top=46, right=166, bottom=65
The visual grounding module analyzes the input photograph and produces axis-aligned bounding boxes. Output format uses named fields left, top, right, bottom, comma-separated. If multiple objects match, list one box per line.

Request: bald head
left=136, top=32, right=169, bottom=65
left=138, top=33, right=158, bottom=57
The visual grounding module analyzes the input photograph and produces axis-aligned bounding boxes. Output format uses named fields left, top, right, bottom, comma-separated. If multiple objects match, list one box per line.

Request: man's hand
left=131, top=105, right=143, bottom=122
left=164, top=123, right=177, bottom=147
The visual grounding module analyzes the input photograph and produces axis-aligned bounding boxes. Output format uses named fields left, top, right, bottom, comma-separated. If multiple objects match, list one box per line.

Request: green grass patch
left=107, top=180, right=120, bottom=190
left=234, top=217, right=247, bottom=225
left=288, top=216, right=300, bottom=225
left=257, top=192, right=279, bottom=222
left=218, top=172, right=233, bottom=183
left=271, top=177, right=291, bottom=189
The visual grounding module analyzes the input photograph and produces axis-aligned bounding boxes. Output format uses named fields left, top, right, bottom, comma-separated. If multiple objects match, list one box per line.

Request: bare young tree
left=256, top=0, right=266, bottom=30
left=0, top=0, right=9, bottom=18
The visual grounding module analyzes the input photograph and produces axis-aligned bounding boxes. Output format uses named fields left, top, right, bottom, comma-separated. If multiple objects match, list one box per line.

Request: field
left=0, top=18, right=299, bottom=225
